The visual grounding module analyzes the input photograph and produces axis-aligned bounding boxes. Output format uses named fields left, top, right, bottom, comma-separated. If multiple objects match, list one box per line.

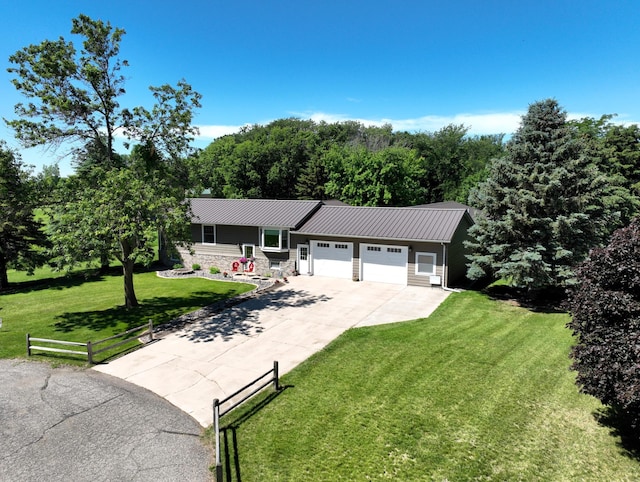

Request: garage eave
left=291, top=231, right=453, bottom=245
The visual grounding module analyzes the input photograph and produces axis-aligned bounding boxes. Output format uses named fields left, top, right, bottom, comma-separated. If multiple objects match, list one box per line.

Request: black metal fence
left=212, top=360, right=280, bottom=481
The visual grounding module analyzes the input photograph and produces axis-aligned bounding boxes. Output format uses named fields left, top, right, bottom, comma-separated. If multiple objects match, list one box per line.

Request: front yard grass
left=215, top=290, right=640, bottom=481
left=0, top=267, right=255, bottom=362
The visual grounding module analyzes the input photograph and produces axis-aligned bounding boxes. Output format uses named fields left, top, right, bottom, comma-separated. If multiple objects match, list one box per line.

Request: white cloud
left=194, top=111, right=640, bottom=142
left=195, top=124, right=250, bottom=140
left=383, top=113, right=525, bottom=135
left=288, top=110, right=525, bottom=135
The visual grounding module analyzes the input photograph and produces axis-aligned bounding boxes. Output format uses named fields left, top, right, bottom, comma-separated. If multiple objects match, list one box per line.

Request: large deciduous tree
left=6, top=14, right=201, bottom=175
left=50, top=168, right=191, bottom=307
left=0, top=142, right=48, bottom=290
left=567, top=217, right=640, bottom=428
left=122, top=80, right=202, bottom=190
left=7, top=14, right=200, bottom=304
left=466, top=99, right=618, bottom=290
left=325, top=145, right=426, bottom=206
left=406, top=126, right=505, bottom=204
left=7, top=14, right=127, bottom=167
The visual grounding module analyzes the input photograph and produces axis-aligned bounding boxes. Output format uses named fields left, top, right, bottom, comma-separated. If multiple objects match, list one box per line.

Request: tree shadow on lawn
left=177, top=287, right=331, bottom=343
left=595, top=406, right=640, bottom=461
left=3, top=264, right=163, bottom=296
left=53, top=289, right=239, bottom=333
left=483, top=284, right=568, bottom=314
left=0, top=267, right=110, bottom=296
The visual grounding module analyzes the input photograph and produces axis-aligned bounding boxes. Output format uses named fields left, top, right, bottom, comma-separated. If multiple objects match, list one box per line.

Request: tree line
left=189, top=118, right=506, bottom=206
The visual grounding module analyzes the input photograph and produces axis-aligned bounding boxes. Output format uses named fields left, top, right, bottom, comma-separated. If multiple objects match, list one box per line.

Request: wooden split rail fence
left=26, top=320, right=154, bottom=364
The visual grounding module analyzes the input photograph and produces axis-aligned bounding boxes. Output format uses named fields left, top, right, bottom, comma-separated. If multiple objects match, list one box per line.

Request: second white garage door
left=311, top=241, right=353, bottom=279
left=361, top=243, right=408, bottom=285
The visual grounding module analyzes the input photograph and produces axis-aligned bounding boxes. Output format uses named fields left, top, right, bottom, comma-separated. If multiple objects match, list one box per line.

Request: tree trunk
left=0, top=255, right=9, bottom=291
left=99, top=252, right=110, bottom=274
left=123, top=259, right=138, bottom=308
left=120, top=239, right=138, bottom=308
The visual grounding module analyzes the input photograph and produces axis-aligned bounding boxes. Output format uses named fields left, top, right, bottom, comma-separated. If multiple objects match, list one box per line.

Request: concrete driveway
left=0, top=359, right=212, bottom=482
left=94, top=276, right=450, bottom=427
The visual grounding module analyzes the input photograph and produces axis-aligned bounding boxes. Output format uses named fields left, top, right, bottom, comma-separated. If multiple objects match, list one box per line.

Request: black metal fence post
left=273, top=360, right=280, bottom=391
left=213, top=398, right=223, bottom=481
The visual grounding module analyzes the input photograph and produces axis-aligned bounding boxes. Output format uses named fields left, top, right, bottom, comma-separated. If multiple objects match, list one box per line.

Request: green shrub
left=209, top=266, right=221, bottom=274
left=192, top=263, right=201, bottom=270
left=173, top=263, right=183, bottom=269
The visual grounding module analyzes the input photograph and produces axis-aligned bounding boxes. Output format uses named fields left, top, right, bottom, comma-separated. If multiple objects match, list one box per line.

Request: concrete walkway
left=94, top=276, right=449, bottom=427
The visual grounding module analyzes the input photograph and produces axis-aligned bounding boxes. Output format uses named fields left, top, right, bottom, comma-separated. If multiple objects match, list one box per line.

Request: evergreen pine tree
left=466, top=99, right=617, bottom=290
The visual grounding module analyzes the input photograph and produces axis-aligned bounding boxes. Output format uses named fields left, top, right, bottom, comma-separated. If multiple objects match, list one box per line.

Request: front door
left=297, top=244, right=310, bottom=274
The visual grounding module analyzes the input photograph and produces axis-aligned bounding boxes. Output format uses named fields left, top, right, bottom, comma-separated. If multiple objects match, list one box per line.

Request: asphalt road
left=0, top=359, right=213, bottom=481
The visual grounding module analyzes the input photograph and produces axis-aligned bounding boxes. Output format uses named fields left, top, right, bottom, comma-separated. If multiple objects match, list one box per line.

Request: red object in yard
left=247, top=262, right=254, bottom=272
left=232, top=261, right=239, bottom=272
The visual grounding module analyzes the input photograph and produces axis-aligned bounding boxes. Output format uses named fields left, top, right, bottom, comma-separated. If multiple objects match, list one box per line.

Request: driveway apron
left=94, top=276, right=449, bottom=426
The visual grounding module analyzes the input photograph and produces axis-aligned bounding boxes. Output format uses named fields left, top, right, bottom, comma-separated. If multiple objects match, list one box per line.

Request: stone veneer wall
left=176, top=247, right=296, bottom=277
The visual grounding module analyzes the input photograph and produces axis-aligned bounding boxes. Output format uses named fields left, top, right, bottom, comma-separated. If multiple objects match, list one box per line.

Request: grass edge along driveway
left=213, top=290, right=640, bottom=481
left=0, top=269, right=255, bottom=362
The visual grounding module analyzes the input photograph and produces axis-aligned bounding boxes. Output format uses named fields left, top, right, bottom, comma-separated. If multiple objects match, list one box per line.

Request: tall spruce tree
left=466, top=99, right=617, bottom=290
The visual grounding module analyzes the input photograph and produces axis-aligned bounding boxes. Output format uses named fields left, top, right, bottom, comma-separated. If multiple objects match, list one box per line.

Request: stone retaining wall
left=175, top=248, right=296, bottom=277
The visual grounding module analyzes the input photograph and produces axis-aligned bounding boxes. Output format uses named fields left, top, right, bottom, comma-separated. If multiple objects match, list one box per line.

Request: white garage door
left=311, top=241, right=353, bottom=279
left=361, top=243, right=408, bottom=285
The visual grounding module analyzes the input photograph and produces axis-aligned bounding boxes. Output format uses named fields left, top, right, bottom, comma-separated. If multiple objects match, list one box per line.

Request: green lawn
left=214, top=291, right=640, bottom=481
left=0, top=267, right=254, bottom=362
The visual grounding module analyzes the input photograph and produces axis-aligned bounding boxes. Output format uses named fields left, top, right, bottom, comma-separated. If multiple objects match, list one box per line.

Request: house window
left=260, top=228, right=289, bottom=252
left=202, top=225, right=215, bottom=244
left=317, top=242, right=330, bottom=248
left=415, top=252, right=437, bottom=276
left=367, top=246, right=381, bottom=252
left=388, top=247, right=402, bottom=253
left=335, top=244, right=348, bottom=249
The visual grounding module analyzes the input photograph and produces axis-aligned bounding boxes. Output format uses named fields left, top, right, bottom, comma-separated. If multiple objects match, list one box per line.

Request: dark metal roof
left=405, top=201, right=480, bottom=222
left=292, top=205, right=471, bottom=242
left=189, top=198, right=323, bottom=229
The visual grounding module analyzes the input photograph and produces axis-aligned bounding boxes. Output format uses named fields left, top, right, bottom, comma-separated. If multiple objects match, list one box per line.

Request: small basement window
left=270, top=260, right=282, bottom=270
left=415, top=252, right=437, bottom=276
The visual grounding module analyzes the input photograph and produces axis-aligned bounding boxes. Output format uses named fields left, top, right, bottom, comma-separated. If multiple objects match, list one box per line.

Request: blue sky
left=1, top=0, right=639, bottom=175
